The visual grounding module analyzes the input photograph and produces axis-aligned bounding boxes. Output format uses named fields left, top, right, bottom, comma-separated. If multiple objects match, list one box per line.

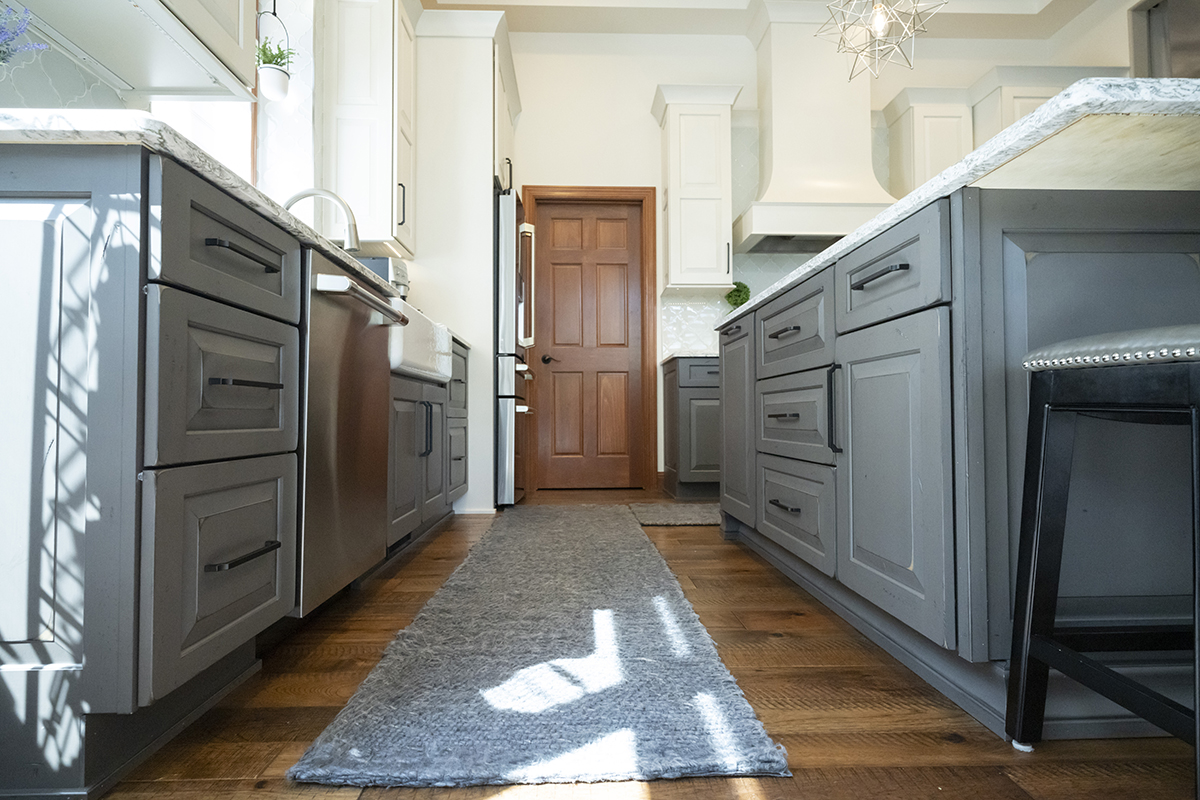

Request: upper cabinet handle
left=727, top=242, right=731, bottom=274
left=720, top=325, right=742, bottom=337
left=205, top=238, right=281, bottom=274
left=767, top=325, right=803, bottom=340
left=397, top=183, right=407, bottom=227
left=208, top=377, right=284, bottom=390
left=850, top=262, right=909, bottom=291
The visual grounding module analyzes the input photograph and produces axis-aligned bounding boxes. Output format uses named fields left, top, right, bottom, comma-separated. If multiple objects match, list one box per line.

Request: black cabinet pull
left=205, top=540, right=281, bottom=573
left=767, top=325, right=803, bottom=340
left=706, top=369, right=720, bottom=374
left=397, top=183, right=407, bottom=227
left=720, top=325, right=742, bottom=337
left=769, top=499, right=802, bottom=514
left=767, top=412, right=800, bottom=420
left=726, top=242, right=731, bottom=274
left=452, top=378, right=466, bottom=384
left=419, top=400, right=434, bottom=457
left=204, top=238, right=281, bottom=274
left=827, top=363, right=843, bottom=454
left=850, top=261, right=909, bottom=291
left=452, top=456, right=465, bottom=462
left=208, top=377, right=285, bottom=390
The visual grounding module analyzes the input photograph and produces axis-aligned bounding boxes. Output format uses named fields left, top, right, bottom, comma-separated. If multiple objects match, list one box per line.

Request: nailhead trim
left=1023, top=344, right=1200, bottom=371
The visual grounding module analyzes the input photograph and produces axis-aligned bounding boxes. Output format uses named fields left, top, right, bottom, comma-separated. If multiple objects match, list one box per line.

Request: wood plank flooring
left=107, top=491, right=1193, bottom=799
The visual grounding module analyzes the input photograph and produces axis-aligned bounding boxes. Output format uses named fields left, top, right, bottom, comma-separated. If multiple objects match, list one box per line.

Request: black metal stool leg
left=1191, top=407, right=1199, bottom=800
left=1008, top=388, right=1079, bottom=747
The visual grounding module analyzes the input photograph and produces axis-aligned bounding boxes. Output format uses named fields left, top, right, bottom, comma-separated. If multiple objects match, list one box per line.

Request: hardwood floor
left=108, top=492, right=1193, bottom=799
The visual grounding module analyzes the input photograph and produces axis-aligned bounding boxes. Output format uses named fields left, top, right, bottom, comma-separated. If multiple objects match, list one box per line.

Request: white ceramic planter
left=258, top=63, right=290, bottom=101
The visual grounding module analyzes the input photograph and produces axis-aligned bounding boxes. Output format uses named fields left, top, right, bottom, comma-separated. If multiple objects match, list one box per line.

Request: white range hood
left=734, top=16, right=898, bottom=253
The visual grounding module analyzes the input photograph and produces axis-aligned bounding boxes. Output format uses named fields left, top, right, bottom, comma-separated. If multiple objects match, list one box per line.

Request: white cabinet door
left=395, top=4, right=416, bottom=253
left=160, top=0, right=257, bottom=87
left=662, top=103, right=734, bottom=289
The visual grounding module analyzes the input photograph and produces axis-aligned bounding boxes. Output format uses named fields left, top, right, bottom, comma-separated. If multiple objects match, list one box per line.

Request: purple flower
left=0, top=6, right=49, bottom=66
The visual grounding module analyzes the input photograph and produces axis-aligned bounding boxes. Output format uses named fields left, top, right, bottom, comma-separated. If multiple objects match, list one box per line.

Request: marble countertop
left=0, top=109, right=397, bottom=299
left=719, top=77, right=1200, bottom=328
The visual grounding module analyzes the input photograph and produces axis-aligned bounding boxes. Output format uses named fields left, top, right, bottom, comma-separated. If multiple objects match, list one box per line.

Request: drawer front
left=448, top=417, right=467, bottom=502
left=153, top=157, right=302, bottom=324
left=756, top=368, right=836, bottom=465
left=757, top=453, right=836, bottom=577
left=140, top=453, right=297, bottom=705
left=756, top=268, right=835, bottom=379
left=145, top=285, right=300, bottom=467
left=450, top=348, right=467, bottom=413
left=677, top=357, right=721, bottom=388
left=834, top=199, right=950, bottom=334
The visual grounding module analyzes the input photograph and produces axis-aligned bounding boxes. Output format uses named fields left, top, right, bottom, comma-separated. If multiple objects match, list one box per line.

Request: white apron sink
left=389, top=298, right=453, bottom=382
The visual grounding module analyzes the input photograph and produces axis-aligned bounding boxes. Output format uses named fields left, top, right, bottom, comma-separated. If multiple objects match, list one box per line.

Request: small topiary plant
left=725, top=281, right=750, bottom=308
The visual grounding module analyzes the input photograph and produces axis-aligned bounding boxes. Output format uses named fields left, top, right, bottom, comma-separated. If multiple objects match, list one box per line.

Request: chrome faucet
left=283, top=188, right=361, bottom=252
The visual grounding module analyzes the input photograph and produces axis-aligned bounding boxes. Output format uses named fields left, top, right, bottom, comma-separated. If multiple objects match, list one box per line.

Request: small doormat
left=628, top=503, right=721, bottom=526
left=287, top=504, right=787, bottom=787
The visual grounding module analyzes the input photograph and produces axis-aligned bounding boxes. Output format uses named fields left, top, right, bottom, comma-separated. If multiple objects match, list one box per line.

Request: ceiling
left=417, top=0, right=1106, bottom=38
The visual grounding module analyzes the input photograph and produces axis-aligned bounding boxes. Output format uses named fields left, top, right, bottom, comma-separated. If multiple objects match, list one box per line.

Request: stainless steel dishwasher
left=295, top=249, right=402, bottom=615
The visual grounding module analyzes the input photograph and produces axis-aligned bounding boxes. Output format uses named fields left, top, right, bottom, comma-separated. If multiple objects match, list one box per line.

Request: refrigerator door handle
left=516, top=405, right=534, bottom=414
left=519, top=222, right=536, bottom=348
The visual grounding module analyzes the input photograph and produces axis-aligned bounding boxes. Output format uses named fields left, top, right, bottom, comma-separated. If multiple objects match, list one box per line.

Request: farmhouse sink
left=389, top=297, right=453, bottom=382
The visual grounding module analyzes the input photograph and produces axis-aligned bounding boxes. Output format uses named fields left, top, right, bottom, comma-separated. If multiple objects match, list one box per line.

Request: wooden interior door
left=533, top=200, right=645, bottom=488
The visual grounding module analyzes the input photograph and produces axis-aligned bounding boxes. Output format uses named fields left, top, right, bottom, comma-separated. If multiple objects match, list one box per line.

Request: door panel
left=535, top=201, right=644, bottom=488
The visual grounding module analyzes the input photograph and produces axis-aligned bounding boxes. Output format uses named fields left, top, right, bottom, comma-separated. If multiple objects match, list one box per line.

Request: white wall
left=510, top=32, right=757, bottom=474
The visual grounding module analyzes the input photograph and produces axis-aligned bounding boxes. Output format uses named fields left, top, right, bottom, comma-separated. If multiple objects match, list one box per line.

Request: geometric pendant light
left=815, top=0, right=947, bottom=80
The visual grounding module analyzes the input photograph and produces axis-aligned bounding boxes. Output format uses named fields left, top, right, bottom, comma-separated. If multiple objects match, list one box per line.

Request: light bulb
left=870, top=3, right=890, bottom=37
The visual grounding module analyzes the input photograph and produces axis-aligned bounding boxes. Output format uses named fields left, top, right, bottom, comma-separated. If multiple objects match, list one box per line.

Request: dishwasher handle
left=315, top=273, right=408, bottom=325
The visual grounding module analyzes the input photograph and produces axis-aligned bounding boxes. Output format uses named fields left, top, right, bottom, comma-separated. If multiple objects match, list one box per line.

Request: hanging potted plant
left=256, top=35, right=294, bottom=101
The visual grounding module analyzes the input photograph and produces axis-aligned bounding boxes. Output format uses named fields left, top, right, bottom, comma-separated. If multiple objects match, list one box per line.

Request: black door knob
left=541, top=354, right=559, bottom=364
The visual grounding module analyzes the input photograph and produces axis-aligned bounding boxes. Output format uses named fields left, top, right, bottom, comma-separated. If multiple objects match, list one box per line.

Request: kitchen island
left=718, top=78, right=1200, bottom=740
left=0, top=111, right=457, bottom=798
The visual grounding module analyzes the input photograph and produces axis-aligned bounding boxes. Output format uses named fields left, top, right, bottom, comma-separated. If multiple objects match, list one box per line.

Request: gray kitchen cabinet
left=718, top=321, right=756, bottom=527
left=755, top=367, right=836, bottom=466
left=388, top=375, right=453, bottom=550
left=1, top=144, right=303, bottom=797
left=139, top=453, right=296, bottom=705
left=663, top=356, right=721, bottom=498
left=388, top=376, right=423, bottom=546
left=754, top=267, right=835, bottom=379
left=450, top=340, right=469, bottom=413
left=834, top=199, right=950, bottom=335
left=756, top=453, right=836, bottom=577
left=834, top=306, right=955, bottom=648
left=448, top=416, right=468, bottom=502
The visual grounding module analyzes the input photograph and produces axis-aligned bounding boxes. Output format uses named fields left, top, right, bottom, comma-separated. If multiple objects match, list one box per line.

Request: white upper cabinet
left=319, top=0, right=417, bottom=257
left=883, top=89, right=973, bottom=200
left=653, top=85, right=741, bottom=291
left=160, top=0, right=256, bottom=88
left=21, top=0, right=254, bottom=100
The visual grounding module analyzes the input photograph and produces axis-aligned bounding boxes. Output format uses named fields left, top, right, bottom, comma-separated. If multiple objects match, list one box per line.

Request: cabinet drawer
left=450, top=345, right=467, bottom=413
left=140, top=453, right=297, bottom=705
left=755, top=268, right=835, bottom=379
left=678, top=357, right=721, bottom=387
left=756, top=368, right=837, bottom=466
left=448, top=416, right=467, bottom=502
left=145, top=285, right=300, bottom=467
left=757, top=454, right=836, bottom=577
left=153, top=157, right=302, bottom=324
left=835, top=199, right=950, bottom=334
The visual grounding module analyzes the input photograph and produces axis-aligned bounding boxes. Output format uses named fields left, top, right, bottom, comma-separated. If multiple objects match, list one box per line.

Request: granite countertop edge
left=0, top=108, right=398, bottom=298
left=715, top=77, right=1200, bottom=330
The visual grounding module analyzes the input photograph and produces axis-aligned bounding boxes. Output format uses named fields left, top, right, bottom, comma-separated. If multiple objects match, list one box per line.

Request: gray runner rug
left=288, top=504, right=788, bottom=787
left=628, top=502, right=721, bottom=526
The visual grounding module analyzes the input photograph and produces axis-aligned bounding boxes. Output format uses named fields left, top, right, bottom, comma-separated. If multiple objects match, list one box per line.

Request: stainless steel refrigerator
left=495, top=186, right=534, bottom=506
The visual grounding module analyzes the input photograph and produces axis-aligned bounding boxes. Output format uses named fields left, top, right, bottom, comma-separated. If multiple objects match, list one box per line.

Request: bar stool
left=1006, top=325, right=1200, bottom=784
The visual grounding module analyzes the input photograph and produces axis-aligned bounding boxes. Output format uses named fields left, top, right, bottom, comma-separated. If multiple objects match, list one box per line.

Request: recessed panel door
left=534, top=202, right=645, bottom=488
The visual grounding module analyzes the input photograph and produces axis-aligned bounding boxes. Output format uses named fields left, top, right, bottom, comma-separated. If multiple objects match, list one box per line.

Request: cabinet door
left=664, top=103, right=733, bottom=289
left=447, top=417, right=468, bottom=503
left=388, top=376, right=422, bottom=546
left=835, top=306, right=955, bottom=648
left=663, top=360, right=680, bottom=484
left=140, top=453, right=297, bottom=706
left=394, top=2, right=416, bottom=258
left=421, top=382, right=448, bottom=521
left=719, top=322, right=755, bottom=526
left=680, top=388, right=721, bottom=482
